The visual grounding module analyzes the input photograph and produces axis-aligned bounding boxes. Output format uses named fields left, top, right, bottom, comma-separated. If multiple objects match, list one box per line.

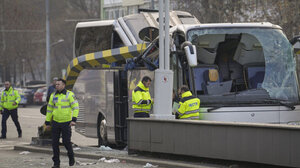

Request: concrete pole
left=152, top=0, right=173, bottom=119
left=158, top=0, right=164, bottom=69
left=164, top=0, right=170, bottom=70
left=45, top=0, right=51, bottom=89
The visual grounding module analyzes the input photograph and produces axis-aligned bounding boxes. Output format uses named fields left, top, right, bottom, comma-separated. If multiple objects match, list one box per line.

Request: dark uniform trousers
left=51, top=121, right=74, bottom=165
left=1, top=108, right=22, bottom=137
left=133, top=112, right=150, bottom=118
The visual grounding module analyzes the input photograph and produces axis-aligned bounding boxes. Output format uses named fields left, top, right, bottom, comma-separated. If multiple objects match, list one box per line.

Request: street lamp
left=51, top=39, right=64, bottom=47
left=45, top=0, right=64, bottom=89
left=22, top=59, right=26, bottom=87
left=46, top=38, right=64, bottom=89
left=45, top=0, right=50, bottom=89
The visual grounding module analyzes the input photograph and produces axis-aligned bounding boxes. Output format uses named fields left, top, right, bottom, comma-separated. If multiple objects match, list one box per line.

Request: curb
left=14, top=145, right=211, bottom=168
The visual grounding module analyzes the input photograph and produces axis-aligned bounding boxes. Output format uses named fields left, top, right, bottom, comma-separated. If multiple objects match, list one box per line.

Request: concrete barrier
left=127, top=118, right=300, bottom=167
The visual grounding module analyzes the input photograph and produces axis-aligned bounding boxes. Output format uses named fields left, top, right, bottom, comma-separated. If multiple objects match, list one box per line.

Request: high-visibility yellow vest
left=0, top=87, right=20, bottom=110
left=177, top=91, right=200, bottom=120
left=46, top=89, right=79, bottom=124
left=132, top=81, right=153, bottom=114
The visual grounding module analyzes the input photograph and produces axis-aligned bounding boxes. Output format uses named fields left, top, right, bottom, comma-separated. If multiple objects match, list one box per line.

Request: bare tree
left=173, top=0, right=300, bottom=39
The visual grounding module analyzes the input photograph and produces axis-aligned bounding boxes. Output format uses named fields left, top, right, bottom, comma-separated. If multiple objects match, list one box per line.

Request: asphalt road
left=0, top=105, right=148, bottom=168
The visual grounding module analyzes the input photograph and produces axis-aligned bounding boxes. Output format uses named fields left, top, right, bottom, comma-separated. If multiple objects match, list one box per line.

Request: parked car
left=42, top=90, right=47, bottom=103
left=33, top=87, right=47, bottom=104
left=25, top=84, right=46, bottom=105
left=15, top=88, right=28, bottom=107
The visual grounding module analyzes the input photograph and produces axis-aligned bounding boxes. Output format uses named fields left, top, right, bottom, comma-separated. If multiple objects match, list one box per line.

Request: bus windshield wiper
left=264, top=99, right=295, bottom=110
left=207, top=106, right=222, bottom=112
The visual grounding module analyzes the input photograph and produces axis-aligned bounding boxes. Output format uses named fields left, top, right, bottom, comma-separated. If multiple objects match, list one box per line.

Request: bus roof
left=172, top=22, right=282, bottom=33
left=75, top=20, right=115, bottom=28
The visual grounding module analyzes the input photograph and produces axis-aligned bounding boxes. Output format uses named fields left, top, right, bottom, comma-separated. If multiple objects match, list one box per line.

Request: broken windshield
left=187, top=27, right=299, bottom=104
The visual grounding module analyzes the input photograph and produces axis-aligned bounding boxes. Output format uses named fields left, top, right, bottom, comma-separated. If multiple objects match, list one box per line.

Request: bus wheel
left=97, top=117, right=107, bottom=146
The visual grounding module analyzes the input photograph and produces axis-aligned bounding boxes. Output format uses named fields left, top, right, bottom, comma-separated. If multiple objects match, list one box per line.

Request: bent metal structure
left=65, top=43, right=147, bottom=90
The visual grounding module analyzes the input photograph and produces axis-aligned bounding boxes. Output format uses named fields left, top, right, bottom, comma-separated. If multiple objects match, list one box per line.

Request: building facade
left=102, top=0, right=176, bottom=20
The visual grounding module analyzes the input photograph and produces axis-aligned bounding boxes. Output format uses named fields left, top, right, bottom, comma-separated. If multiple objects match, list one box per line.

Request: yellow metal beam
left=65, top=43, right=147, bottom=90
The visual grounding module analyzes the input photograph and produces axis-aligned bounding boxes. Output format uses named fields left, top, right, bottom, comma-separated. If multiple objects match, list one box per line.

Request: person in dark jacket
left=46, top=77, right=58, bottom=102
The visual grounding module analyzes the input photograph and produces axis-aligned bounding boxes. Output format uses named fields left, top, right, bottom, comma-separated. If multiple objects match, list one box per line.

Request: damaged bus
left=66, top=11, right=300, bottom=147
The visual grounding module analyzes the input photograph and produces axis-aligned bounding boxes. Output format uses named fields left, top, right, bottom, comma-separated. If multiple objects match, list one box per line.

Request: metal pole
left=151, top=0, right=155, bottom=10
left=164, top=0, right=170, bottom=70
left=158, top=0, right=164, bottom=70
left=22, top=59, right=26, bottom=87
left=45, top=0, right=50, bottom=89
left=100, top=0, right=104, bottom=20
left=0, top=0, right=6, bottom=51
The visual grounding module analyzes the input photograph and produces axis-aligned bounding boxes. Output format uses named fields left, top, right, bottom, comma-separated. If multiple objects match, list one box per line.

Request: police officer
left=132, top=76, right=153, bottom=118
left=46, top=77, right=58, bottom=102
left=45, top=78, right=79, bottom=168
left=176, top=85, right=200, bottom=120
left=0, top=81, right=22, bottom=139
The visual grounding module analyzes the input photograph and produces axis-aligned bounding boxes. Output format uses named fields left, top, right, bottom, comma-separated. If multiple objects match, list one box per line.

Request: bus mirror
left=289, top=35, right=300, bottom=45
left=139, top=27, right=159, bottom=42
left=184, top=45, right=197, bottom=67
left=290, top=36, right=300, bottom=55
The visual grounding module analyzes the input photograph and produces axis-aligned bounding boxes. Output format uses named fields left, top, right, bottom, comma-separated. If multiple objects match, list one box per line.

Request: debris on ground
left=143, top=163, right=158, bottom=168
left=73, top=147, right=81, bottom=151
left=99, top=145, right=113, bottom=151
left=19, top=151, right=30, bottom=155
left=76, top=160, right=97, bottom=166
left=98, top=157, right=120, bottom=163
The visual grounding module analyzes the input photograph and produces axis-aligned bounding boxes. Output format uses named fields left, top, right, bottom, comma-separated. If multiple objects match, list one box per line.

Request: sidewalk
left=14, top=144, right=215, bottom=168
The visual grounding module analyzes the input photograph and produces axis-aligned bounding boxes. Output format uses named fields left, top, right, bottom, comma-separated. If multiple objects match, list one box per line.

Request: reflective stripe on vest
left=183, top=116, right=199, bottom=120
left=71, top=100, right=78, bottom=105
left=66, top=92, right=70, bottom=99
left=184, top=109, right=199, bottom=115
left=61, top=99, right=69, bottom=102
left=61, top=105, right=70, bottom=109
left=134, top=109, right=151, bottom=113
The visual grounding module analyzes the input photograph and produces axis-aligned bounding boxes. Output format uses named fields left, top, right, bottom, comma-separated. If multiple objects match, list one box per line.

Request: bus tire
left=97, top=115, right=108, bottom=147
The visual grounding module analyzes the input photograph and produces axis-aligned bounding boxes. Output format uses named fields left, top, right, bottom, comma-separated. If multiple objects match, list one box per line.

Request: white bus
left=66, top=11, right=300, bottom=147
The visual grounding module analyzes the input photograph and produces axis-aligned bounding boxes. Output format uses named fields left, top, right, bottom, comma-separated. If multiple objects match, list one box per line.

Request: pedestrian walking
left=45, top=78, right=79, bottom=168
left=132, top=76, right=153, bottom=118
left=0, top=81, right=22, bottom=139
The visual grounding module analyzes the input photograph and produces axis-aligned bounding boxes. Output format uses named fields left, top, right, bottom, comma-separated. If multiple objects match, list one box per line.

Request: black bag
left=40, top=104, right=47, bottom=116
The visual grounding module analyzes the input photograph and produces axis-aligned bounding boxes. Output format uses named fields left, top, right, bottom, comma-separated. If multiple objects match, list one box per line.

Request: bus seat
left=192, top=65, right=219, bottom=93
left=202, top=69, right=232, bottom=95
left=197, top=34, right=225, bottom=48
left=248, top=71, right=265, bottom=89
left=197, top=47, right=217, bottom=64
left=245, top=65, right=265, bottom=89
left=208, top=69, right=219, bottom=82
left=205, top=80, right=232, bottom=95
left=233, top=44, right=264, bottom=65
left=240, top=33, right=259, bottom=50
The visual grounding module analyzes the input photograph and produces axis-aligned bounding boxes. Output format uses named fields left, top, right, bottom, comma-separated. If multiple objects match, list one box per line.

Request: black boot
left=69, top=156, right=75, bottom=166
left=52, top=165, right=60, bottom=168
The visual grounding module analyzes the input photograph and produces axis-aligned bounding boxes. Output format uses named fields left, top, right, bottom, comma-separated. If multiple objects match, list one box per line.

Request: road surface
left=0, top=105, right=147, bottom=168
